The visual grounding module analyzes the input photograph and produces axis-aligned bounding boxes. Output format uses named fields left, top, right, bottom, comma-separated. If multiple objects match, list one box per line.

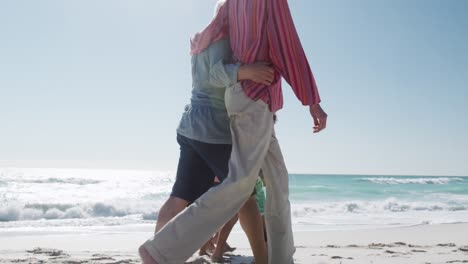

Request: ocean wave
left=3, top=196, right=467, bottom=223
left=357, top=177, right=464, bottom=185
left=0, top=202, right=152, bottom=222
left=297, top=185, right=336, bottom=191
left=17, top=177, right=102, bottom=185
left=142, top=212, right=159, bottom=220
left=292, top=197, right=468, bottom=217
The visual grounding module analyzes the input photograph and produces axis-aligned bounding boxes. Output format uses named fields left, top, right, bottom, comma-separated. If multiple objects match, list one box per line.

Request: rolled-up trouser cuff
left=143, top=240, right=167, bottom=264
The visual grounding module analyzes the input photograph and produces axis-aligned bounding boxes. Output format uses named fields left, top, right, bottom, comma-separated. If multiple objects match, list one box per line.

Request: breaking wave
left=0, top=202, right=155, bottom=222
left=357, top=177, right=464, bottom=185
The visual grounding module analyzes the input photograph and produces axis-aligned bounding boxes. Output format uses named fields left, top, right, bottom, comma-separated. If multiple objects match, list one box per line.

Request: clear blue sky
left=0, top=0, right=467, bottom=176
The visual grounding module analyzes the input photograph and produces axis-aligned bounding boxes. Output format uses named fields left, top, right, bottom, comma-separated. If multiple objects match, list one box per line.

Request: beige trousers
left=143, top=83, right=295, bottom=264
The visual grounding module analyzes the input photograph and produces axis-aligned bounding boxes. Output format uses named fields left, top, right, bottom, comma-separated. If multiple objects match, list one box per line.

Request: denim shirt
left=176, top=38, right=239, bottom=144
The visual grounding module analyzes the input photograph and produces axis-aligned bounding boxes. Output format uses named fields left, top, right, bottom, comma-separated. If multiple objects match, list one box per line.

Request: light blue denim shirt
left=176, top=38, right=239, bottom=144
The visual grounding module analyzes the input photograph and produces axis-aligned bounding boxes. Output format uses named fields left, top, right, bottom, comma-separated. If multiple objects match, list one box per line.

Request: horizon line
left=0, top=160, right=466, bottom=178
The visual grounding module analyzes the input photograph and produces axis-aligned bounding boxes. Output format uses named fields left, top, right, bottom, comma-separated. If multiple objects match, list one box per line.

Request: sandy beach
left=1, top=223, right=467, bottom=264
left=1, top=0, right=468, bottom=263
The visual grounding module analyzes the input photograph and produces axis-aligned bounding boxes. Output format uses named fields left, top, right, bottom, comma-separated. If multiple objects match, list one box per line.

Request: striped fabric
left=191, top=0, right=321, bottom=112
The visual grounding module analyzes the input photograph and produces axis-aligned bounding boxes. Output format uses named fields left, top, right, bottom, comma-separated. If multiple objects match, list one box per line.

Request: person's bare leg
left=239, top=196, right=268, bottom=264
left=211, top=214, right=239, bottom=262
left=199, top=234, right=216, bottom=256
left=155, top=196, right=188, bottom=233
left=262, top=215, right=267, bottom=242
left=224, top=241, right=236, bottom=252
left=211, top=231, right=220, bottom=245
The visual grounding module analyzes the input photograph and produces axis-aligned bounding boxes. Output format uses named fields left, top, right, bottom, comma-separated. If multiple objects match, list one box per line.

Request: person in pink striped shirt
left=140, top=0, right=327, bottom=263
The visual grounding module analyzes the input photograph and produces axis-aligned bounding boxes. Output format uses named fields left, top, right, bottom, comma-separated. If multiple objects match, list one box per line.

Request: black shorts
left=171, top=134, right=232, bottom=203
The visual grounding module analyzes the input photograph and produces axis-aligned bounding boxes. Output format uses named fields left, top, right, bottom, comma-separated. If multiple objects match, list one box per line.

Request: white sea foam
left=289, top=197, right=468, bottom=230
left=357, top=177, right=464, bottom=185
left=15, top=177, right=102, bottom=185
left=0, top=201, right=158, bottom=222
left=4, top=196, right=464, bottom=224
left=292, top=197, right=468, bottom=216
left=1, top=168, right=468, bottom=231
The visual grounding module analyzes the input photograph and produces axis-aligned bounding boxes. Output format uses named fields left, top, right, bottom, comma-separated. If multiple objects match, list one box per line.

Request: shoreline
left=1, top=223, right=467, bottom=263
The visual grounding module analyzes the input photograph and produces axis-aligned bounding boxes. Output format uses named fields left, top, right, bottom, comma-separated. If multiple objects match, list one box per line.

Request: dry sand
left=1, top=223, right=467, bottom=263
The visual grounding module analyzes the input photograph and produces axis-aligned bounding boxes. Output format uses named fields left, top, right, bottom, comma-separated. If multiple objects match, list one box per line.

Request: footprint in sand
left=26, top=247, right=69, bottom=257
left=368, top=243, right=389, bottom=249
left=330, top=256, right=353, bottom=260
left=459, top=246, right=468, bottom=252
left=437, top=243, right=457, bottom=247
left=326, top=245, right=340, bottom=248
left=90, top=255, right=115, bottom=261
left=409, top=244, right=423, bottom=248
left=347, top=244, right=360, bottom=248
left=107, top=260, right=139, bottom=264
left=2, top=258, right=34, bottom=263
left=411, top=249, right=427, bottom=253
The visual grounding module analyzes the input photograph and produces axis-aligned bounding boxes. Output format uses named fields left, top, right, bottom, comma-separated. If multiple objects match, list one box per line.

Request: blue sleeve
left=207, top=40, right=240, bottom=88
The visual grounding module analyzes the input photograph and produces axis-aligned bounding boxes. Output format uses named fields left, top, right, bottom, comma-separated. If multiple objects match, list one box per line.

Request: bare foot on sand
left=139, top=245, right=159, bottom=264
left=199, top=240, right=215, bottom=256
left=211, top=255, right=226, bottom=263
left=224, top=243, right=236, bottom=253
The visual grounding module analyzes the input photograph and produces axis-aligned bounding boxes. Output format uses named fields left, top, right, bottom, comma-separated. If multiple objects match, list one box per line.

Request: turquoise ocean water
left=1, top=168, right=467, bottom=232
left=288, top=174, right=468, bottom=230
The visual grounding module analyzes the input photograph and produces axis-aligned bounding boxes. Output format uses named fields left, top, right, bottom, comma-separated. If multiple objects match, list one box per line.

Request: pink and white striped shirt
left=191, top=0, right=321, bottom=112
